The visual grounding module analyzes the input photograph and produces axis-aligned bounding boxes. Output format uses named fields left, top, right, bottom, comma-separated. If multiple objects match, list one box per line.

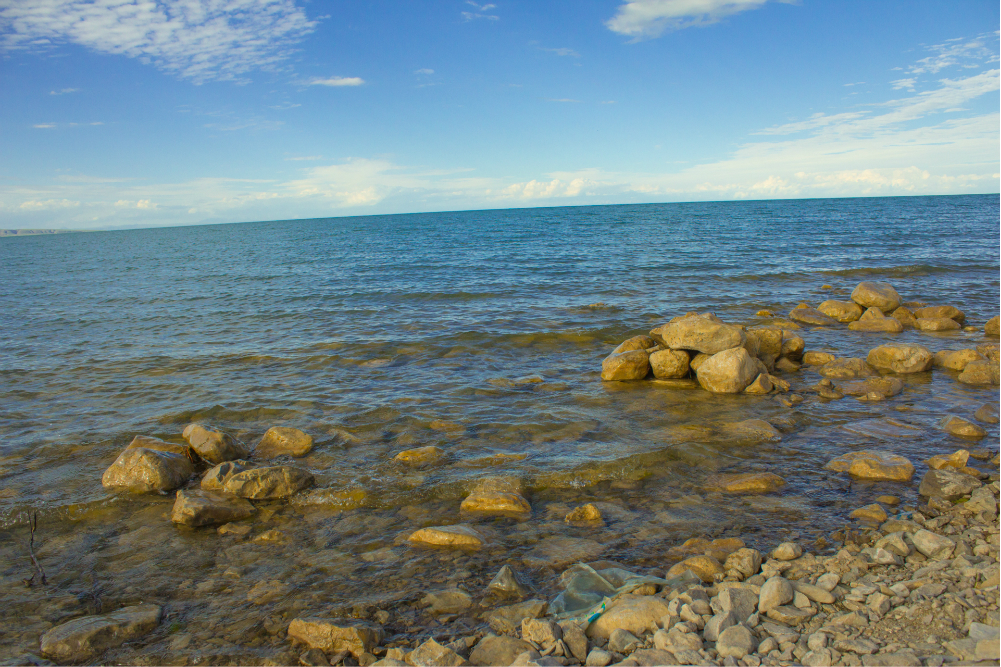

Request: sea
left=0, top=194, right=998, bottom=660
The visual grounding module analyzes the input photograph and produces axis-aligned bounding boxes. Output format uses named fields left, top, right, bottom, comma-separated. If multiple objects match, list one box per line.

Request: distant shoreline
left=0, top=229, right=76, bottom=237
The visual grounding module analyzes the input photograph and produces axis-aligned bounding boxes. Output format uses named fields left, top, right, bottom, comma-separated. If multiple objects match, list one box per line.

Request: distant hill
left=0, top=229, right=74, bottom=237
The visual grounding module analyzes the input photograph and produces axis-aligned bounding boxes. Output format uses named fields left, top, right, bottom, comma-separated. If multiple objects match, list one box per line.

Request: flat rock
left=223, top=465, right=315, bottom=499
left=408, top=525, right=485, bottom=549
left=851, top=282, right=901, bottom=312
left=940, top=415, right=986, bottom=439
left=958, top=359, right=1000, bottom=385
left=247, top=579, right=289, bottom=604
left=818, top=358, right=877, bottom=379
left=255, top=426, right=313, bottom=458
left=789, top=304, right=837, bottom=327
left=708, top=472, right=785, bottom=494
left=913, top=305, right=965, bottom=323
left=182, top=423, right=248, bottom=464
left=974, top=402, right=999, bottom=423
left=934, top=349, right=983, bottom=371
left=601, top=350, right=649, bottom=381
left=918, top=468, right=982, bottom=500
left=791, top=581, right=835, bottom=604
left=395, top=445, right=446, bottom=466
left=527, top=536, right=604, bottom=567
left=866, top=343, right=933, bottom=373
left=838, top=376, right=903, bottom=401
left=40, top=605, right=161, bottom=663
left=101, top=446, right=193, bottom=494
left=485, top=600, right=547, bottom=635
left=841, top=418, right=921, bottom=439
left=651, top=313, right=746, bottom=354
left=287, top=618, right=383, bottom=658
left=825, top=451, right=914, bottom=481
left=171, top=488, right=256, bottom=527
left=124, top=434, right=189, bottom=455
left=422, top=588, right=473, bottom=614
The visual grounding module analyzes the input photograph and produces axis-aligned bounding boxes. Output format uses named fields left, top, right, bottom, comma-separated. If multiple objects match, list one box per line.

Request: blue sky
left=1, top=0, right=998, bottom=229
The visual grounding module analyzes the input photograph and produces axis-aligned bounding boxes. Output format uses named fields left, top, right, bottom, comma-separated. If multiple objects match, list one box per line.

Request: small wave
left=820, top=264, right=992, bottom=278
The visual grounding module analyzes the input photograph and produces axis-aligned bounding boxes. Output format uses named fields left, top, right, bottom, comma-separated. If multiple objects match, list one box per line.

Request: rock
left=790, top=581, right=835, bottom=605
left=861, top=653, right=920, bottom=666
left=940, top=415, right=986, bottom=439
left=718, top=587, right=759, bottom=622
left=873, top=532, right=909, bottom=558
left=39, top=604, right=162, bottom=663
left=631, top=649, right=679, bottom=666
left=802, top=649, right=834, bottom=667
left=566, top=503, right=603, bottom=525
left=613, top=335, right=656, bottom=354
left=789, top=304, right=838, bottom=326
left=526, top=536, right=605, bottom=567
left=248, top=579, right=290, bottom=604
left=774, top=356, right=801, bottom=372
left=255, top=427, right=313, bottom=458
left=848, top=308, right=904, bottom=333
left=585, top=595, right=671, bottom=642
left=967, top=487, right=998, bottom=514
left=601, top=350, right=650, bottom=381
left=716, top=625, right=756, bottom=659
left=818, top=358, right=877, bottom=379
left=422, top=588, right=472, bottom=614
left=409, top=639, right=465, bottom=667
left=723, top=548, right=762, bottom=578
left=200, top=459, right=254, bottom=491
left=703, top=610, right=737, bottom=642
left=485, top=600, right=548, bottom=634
left=607, top=628, right=641, bottom=654
left=743, top=373, right=773, bottom=394
left=696, top=347, right=765, bottom=393
left=585, top=649, right=614, bottom=667
left=408, top=525, right=485, bottom=549
left=101, top=447, right=194, bottom=494
left=834, top=638, right=878, bottom=655
left=652, top=629, right=702, bottom=652
left=911, top=530, right=956, bottom=559
left=974, top=402, right=999, bottom=423
left=486, top=565, right=530, bottom=599
left=469, top=635, right=534, bottom=667
left=819, top=300, right=862, bottom=323
left=767, top=605, right=814, bottom=625
left=649, top=349, right=690, bottom=379
left=914, top=305, right=965, bottom=323
left=850, top=504, right=887, bottom=523
left=223, top=466, right=314, bottom=499
left=708, top=472, right=785, bottom=494
left=803, top=351, right=835, bottom=366
left=758, top=577, right=794, bottom=613
left=394, top=446, right=446, bottom=466
left=838, top=376, right=903, bottom=401
left=287, top=619, right=383, bottom=659
left=916, top=317, right=961, bottom=331
left=124, top=434, right=189, bottom=455
left=522, top=618, right=563, bottom=647
left=815, top=573, right=840, bottom=592
left=918, top=468, right=982, bottom=500
left=825, top=451, right=914, bottom=481
left=651, top=314, right=746, bottom=354
left=933, top=349, right=984, bottom=371
left=978, top=342, right=1001, bottom=361
left=461, top=491, right=531, bottom=518
left=771, top=542, right=802, bottom=561
left=851, top=282, right=901, bottom=312
left=958, top=359, right=1000, bottom=385
left=866, top=344, right=933, bottom=373
left=987, top=315, right=1000, bottom=336
left=182, top=423, right=247, bottom=464
left=171, top=489, right=256, bottom=527
left=891, top=306, right=918, bottom=328
left=688, top=352, right=711, bottom=372
left=665, top=555, right=723, bottom=583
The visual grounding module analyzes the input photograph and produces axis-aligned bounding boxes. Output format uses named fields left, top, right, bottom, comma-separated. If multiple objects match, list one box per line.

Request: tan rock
left=223, top=466, right=315, bottom=499
left=825, top=451, right=914, bottom=482
left=408, top=525, right=485, bottom=548
left=838, top=376, right=903, bottom=401
left=649, top=349, right=690, bottom=379
left=394, top=445, right=446, bottom=466
left=780, top=334, right=805, bottom=361
left=409, top=638, right=466, bottom=667
left=748, top=326, right=783, bottom=359
left=744, top=373, right=773, bottom=394
left=40, top=605, right=162, bottom=663
left=689, top=352, right=712, bottom=372
left=850, top=504, right=887, bottom=523
left=913, top=305, right=965, bottom=324
left=818, top=300, right=862, bottom=323
left=565, top=503, right=603, bottom=526
left=926, top=449, right=970, bottom=470
left=255, top=427, right=313, bottom=458
left=200, top=459, right=254, bottom=491
left=818, top=357, right=877, bottom=379
left=891, top=306, right=918, bottom=328
left=916, top=317, right=961, bottom=332
left=666, top=554, right=724, bottom=583
left=851, top=282, right=901, bottom=312
left=460, top=491, right=531, bottom=518
left=866, top=343, right=933, bottom=373
left=986, top=316, right=1000, bottom=336
left=708, top=472, right=785, bottom=494
left=803, top=351, right=835, bottom=366
left=848, top=308, right=904, bottom=333
left=585, top=595, right=672, bottom=642
left=182, top=424, right=248, bottom=464
left=974, top=402, right=999, bottom=424
left=469, top=635, right=535, bottom=666
left=102, top=447, right=194, bottom=494
left=934, top=349, right=984, bottom=371
left=125, top=435, right=189, bottom=456
left=977, top=344, right=998, bottom=361
left=768, top=374, right=790, bottom=392
left=958, top=359, right=1000, bottom=385
left=247, top=579, right=289, bottom=604
left=940, top=416, right=986, bottom=439
left=696, top=347, right=765, bottom=393
left=601, top=350, right=650, bottom=381
left=651, top=314, right=746, bottom=354
left=171, top=489, right=256, bottom=527
left=287, top=618, right=384, bottom=658
left=613, top=335, right=656, bottom=354
left=789, top=304, right=837, bottom=326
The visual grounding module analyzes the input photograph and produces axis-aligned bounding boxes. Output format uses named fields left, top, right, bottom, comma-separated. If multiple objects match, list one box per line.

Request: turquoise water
left=0, top=194, right=998, bottom=662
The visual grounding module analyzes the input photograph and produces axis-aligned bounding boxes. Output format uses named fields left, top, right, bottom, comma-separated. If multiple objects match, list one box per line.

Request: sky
left=0, top=0, right=998, bottom=229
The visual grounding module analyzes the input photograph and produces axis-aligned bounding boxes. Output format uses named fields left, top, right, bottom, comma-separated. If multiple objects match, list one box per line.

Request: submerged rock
left=171, top=489, right=256, bottom=527
left=803, top=351, right=835, bottom=366
left=182, top=423, right=248, bottom=464
left=974, top=402, right=999, bottom=424
left=708, top=472, right=785, bottom=494
left=838, top=376, right=903, bottom=401
left=925, top=450, right=970, bottom=470
left=486, top=564, right=531, bottom=599
left=851, top=281, right=901, bottom=312
left=223, top=465, right=314, bottom=499
left=958, top=359, right=1000, bottom=385
left=866, top=343, right=933, bottom=373
left=287, top=618, right=384, bottom=658
left=651, top=313, right=746, bottom=354
left=394, top=445, right=446, bottom=466
left=789, top=304, right=837, bottom=326
left=696, top=347, right=764, bottom=393
left=612, top=335, right=656, bottom=354
left=919, top=469, right=982, bottom=501
left=818, top=300, right=862, bottom=323
left=565, top=503, right=604, bottom=525
left=825, top=451, right=914, bottom=481
left=101, top=447, right=194, bottom=494
left=408, top=525, right=485, bottom=548
left=124, top=435, right=189, bottom=455
left=40, top=604, right=162, bottom=663
left=600, top=350, right=649, bottom=381
left=255, top=426, right=313, bottom=458
left=460, top=491, right=531, bottom=518
left=818, top=357, right=877, bottom=379
left=940, top=415, right=986, bottom=439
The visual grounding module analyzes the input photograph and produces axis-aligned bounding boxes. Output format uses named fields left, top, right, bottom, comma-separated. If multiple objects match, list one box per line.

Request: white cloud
left=33, top=123, right=55, bottom=128
left=415, top=68, right=434, bottom=75
left=49, top=87, right=78, bottom=95
left=542, top=47, right=580, bottom=57
left=909, top=34, right=1000, bottom=75
left=19, top=198, right=80, bottom=210
left=606, top=0, right=780, bottom=38
left=308, top=76, right=365, bottom=87
left=462, top=2, right=498, bottom=21
left=890, top=78, right=916, bottom=91
left=0, top=0, right=317, bottom=83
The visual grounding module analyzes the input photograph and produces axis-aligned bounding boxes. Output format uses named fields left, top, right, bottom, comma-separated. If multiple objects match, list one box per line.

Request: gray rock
left=223, top=465, right=315, bottom=499
left=703, top=610, right=737, bottom=642
left=758, top=576, right=794, bottom=613
left=834, top=638, right=878, bottom=654
left=716, top=625, right=756, bottom=659
left=918, top=469, right=981, bottom=501
left=485, top=600, right=548, bottom=635
left=911, top=529, right=956, bottom=559
left=873, top=532, right=910, bottom=558
left=39, top=604, right=162, bottom=663
left=171, top=488, right=256, bottom=527
left=182, top=423, right=248, bottom=463
left=815, top=573, right=840, bottom=591
left=557, top=621, right=588, bottom=663
left=861, top=652, right=920, bottom=666
left=791, top=581, right=835, bottom=604
left=801, top=649, right=834, bottom=667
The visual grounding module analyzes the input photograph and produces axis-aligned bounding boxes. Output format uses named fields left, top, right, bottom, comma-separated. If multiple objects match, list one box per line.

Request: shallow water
left=0, top=195, right=999, bottom=663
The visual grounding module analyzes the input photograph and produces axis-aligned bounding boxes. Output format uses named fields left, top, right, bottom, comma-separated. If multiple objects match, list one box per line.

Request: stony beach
left=1, top=277, right=998, bottom=667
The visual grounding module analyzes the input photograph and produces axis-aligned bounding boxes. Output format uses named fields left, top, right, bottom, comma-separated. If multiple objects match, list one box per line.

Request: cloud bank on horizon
left=0, top=0, right=997, bottom=229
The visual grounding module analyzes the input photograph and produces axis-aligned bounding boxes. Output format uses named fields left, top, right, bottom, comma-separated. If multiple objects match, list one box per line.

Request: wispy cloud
left=308, top=76, right=365, bottom=87
left=606, top=0, right=788, bottom=39
left=32, top=121, right=103, bottom=128
left=415, top=68, right=434, bottom=75
left=33, top=123, right=56, bottom=129
left=909, top=34, right=999, bottom=75
left=462, top=1, right=499, bottom=21
left=0, top=0, right=317, bottom=83
left=49, top=87, right=78, bottom=95
left=542, top=47, right=580, bottom=57
left=890, top=78, right=916, bottom=91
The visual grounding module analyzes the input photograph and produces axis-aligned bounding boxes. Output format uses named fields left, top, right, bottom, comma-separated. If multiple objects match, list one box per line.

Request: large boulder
left=649, top=349, right=690, bottom=379
left=918, top=469, right=982, bottom=501
left=40, top=605, right=162, bottom=663
left=287, top=618, right=384, bottom=658
left=866, top=344, right=933, bottom=373
left=789, top=304, right=837, bottom=327
left=651, top=314, right=745, bottom=354
left=848, top=308, right=904, bottom=333
left=124, top=435, right=189, bottom=455
left=818, top=358, right=877, bottom=379
left=696, top=348, right=764, bottom=393
left=255, top=427, right=313, bottom=458
left=958, top=360, right=1000, bottom=385
left=612, top=335, right=656, bottom=354
left=916, top=317, right=961, bottom=332
left=825, top=451, right=914, bottom=482
left=934, top=349, right=984, bottom=371
left=851, top=282, right=901, bottom=312
left=182, top=424, right=248, bottom=464
left=586, top=595, right=671, bottom=642
left=171, top=489, right=256, bottom=527
left=101, top=447, right=194, bottom=494
left=986, top=316, right=1000, bottom=336
left=819, top=300, right=862, bottom=323
left=601, top=350, right=649, bottom=381
left=913, top=305, right=965, bottom=324
left=223, top=465, right=315, bottom=499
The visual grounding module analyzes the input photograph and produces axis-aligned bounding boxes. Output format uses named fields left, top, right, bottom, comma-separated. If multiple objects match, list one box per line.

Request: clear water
left=0, top=195, right=998, bottom=663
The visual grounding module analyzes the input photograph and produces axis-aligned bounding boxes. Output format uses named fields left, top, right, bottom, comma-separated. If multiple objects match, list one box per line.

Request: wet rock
left=256, top=426, right=313, bottom=458
left=708, top=472, right=785, bottom=494
left=818, top=357, right=877, bottom=379
left=171, top=488, right=256, bottom=527
left=101, top=446, right=194, bottom=494
left=486, top=564, right=530, bottom=599
left=866, top=343, right=933, bottom=373
left=987, top=315, right=1000, bottom=336
left=838, top=376, right=903, bottom=401
left=287, top=619, right=384, bottom=659
left=911, top=529, right=956, bottom=560
left=825, top=451, right=914, bottom=482
left=933, top=349, right=984, bottom=371
left=469, top=635, right=534, bottom=667
left=485, top=600, right=547, bottom=634
left=565, top=503, right=604, bottom=526
left=223, top=465, right=315, bottom=499
left=665, top=554, right=723, bottom=583
left=758, top=577, right=794, bottom=613
left=974, top=402, right=999, bottom=423
left=918, top=468, right=982, bottom=500
left=613, top=335, right=656, bottom=354
left=648, top=349, right=690, bottom=379
left=39, top=604, right=162, bottom=663
left=408, top=639, right=465, bottom=667
left=851, top=281, right=901, bottom=312
left=916, top=317, right=961, bottom=331
left=651, top=313, right=746, bottom=354
left=201, top=459, right=254, bottom=491
left=771, top=542, right=802, bottom=561
left=182, top=423, right=248, bottom=464
left=586, top=595, right=671, bottom=642
left=394, top=445, right=446, bottom=466
left=803, top=351, right=835, bottom=366
left=848, top=308, right=904, bottom=333
left=743, top=373, right=773, bottom=394
left=716, top=625, right=756, bottom=659
left=789, top=304, right=838, bottom=326
left=422, top=588, right=472, bottom=614
left=601, top=350, right=650, bottom=381
left=408, top=525, right=485, bottom=549
left=774, top=356, right=801, bottom=372
left=718, top=418, right=782, bottom=444
left=248, top=579, right=290, bottom=604
left=978, top=342, right=1001, bottom=361
left=913, top=305, right=965, bottom=323
left=891, top=306, right=918, bottom=328
left=850, top=504, right=887, bottom=523
left=125, top=434, right=189, bottom=455
left=940, top=415, right=987, bottom=439
left=460, top=491, right=531, bottom=518
left=696, top=347, right=765, bottom=393
left=958, top=359, right=1000, bottom=385
left=527, top=536, right=605, bottom=567
left=818, top=300, right=862, bottom=323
